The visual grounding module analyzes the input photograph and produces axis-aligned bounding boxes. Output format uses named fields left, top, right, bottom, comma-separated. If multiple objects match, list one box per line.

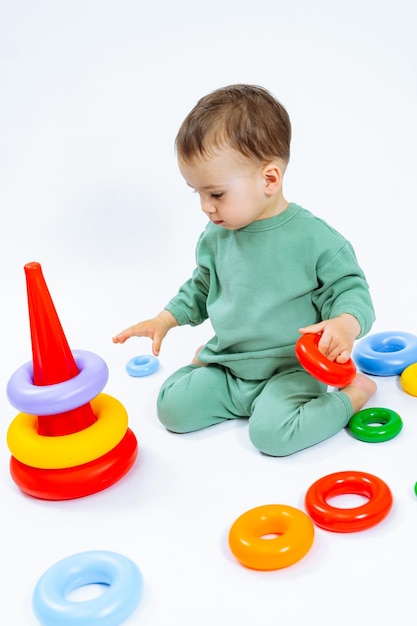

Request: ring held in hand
left=295, top=333, right=356, bottom=386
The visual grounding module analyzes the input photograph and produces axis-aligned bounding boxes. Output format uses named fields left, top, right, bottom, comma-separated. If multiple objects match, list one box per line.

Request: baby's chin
left=211, top=219, right=249, bottom=230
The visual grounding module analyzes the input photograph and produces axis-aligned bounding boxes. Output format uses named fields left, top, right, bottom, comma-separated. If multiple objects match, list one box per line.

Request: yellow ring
left=228, top=504, right=314, bottom=570
left=7, top=393, right=128, bottom=469
left=400, top=362, right=417, bottom=397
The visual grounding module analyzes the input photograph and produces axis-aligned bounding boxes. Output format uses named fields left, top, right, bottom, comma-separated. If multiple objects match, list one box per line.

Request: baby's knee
left=248, top=419, right=298, bottom=457
left=157, top=383, right=192, bottom=433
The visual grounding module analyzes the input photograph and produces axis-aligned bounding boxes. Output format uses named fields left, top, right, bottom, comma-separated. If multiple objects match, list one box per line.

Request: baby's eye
left=210, top=192, right=223, bottom=199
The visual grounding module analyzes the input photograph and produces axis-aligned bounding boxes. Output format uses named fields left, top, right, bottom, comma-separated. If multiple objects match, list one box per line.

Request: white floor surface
left=1, top=1, right=417, bottom=624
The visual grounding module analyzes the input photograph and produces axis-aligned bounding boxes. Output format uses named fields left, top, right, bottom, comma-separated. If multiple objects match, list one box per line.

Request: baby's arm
left=299, top=313, right=360, bottom=363
left=112, top=310, right=178, bottom=356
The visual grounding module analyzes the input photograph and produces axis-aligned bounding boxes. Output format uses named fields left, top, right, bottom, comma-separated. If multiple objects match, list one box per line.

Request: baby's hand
left=112, top=310, right=178, bottom=356
left=299, top=314, right=360, bottom=363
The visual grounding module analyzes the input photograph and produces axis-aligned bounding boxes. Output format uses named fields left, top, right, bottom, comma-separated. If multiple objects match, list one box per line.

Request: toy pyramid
left=6, top=262, right=138, bottom=500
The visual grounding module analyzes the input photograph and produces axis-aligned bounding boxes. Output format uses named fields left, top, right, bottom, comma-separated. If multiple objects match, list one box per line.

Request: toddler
left=113, top=84, right=376, bottom=456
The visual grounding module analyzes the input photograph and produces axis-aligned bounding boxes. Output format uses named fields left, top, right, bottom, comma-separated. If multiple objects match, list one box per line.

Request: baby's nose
left=201, top=200, right=216, bottom=214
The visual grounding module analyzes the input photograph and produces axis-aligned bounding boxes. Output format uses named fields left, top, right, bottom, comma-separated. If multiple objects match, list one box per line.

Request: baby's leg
left=248, top=368, right=374, bottom=456
left=157, top=364, right=244, bottom=433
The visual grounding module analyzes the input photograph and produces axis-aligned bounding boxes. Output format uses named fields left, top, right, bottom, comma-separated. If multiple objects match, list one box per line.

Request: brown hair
left=175, top=84, right=291, bottom=165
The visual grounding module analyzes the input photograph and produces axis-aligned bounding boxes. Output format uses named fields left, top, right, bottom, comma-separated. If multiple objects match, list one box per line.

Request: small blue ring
left=32, top=550, right=143, bottom=626
left=353, top=331, right=417, bottom=376
left=126, top=355, right=159, bottom=377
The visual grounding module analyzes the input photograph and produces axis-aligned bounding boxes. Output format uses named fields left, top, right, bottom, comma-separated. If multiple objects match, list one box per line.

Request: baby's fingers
left=112, top=323, right=143, bottom=344
left=112, top=332, right=129, bottom=344
left=335, top=349, right=351, bottom=364
left=299, top=322, right=326, bottom=335
left=318, top=336, right=349, bottom=363
left=317, top=333, right=332, bottom=357
left=151, top=336, right=162, bottom=356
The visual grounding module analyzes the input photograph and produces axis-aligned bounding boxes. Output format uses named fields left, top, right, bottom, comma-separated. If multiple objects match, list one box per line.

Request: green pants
left=157, top=362, right=353, bottom=456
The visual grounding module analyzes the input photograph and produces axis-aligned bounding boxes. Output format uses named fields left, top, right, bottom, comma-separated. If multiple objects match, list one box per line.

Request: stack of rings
left=348, top=407, right=403, bottom=443
left=228, top=504, right=314, bottom=570
left=305, top=471, right=393, bottom=532
left=353, top=331, right=417, bottom=376
left=33, top=550, right=143, bottom=626
left=295, top=333, right=356, bottom=387
left=6, top=350, right=138, bottom=500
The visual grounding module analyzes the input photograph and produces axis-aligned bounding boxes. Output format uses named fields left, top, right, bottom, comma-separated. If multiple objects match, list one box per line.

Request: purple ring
left=6, top=350, right=109, bottom=415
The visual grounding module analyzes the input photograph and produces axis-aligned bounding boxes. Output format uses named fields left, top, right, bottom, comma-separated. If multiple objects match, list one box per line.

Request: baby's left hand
left=299, top=314, right=361, bottom=363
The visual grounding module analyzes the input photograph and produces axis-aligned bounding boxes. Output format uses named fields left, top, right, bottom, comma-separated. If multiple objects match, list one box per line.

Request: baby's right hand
left=112, top=310, right=178, bottom=356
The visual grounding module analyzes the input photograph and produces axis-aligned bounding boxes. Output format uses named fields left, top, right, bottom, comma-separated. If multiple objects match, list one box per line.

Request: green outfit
left=157, top=203, right=375, bottom=455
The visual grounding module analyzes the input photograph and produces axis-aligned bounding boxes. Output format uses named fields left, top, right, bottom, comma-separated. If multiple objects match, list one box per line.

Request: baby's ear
left=262, top=162, right=283, bottom=194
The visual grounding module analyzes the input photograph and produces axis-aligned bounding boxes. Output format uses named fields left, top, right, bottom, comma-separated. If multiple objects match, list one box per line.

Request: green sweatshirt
left=165, top=203, right=375, bottom=380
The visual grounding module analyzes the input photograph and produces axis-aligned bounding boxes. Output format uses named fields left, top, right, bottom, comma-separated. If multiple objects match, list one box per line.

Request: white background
left=1, top=1, right=417, bottom=624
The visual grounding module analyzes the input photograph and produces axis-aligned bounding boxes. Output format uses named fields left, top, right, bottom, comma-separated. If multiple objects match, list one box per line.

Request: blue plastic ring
left=6, top=350, right=109, bottom=415
left=32, top=550, right=143, bottom=626
left=353, top=331, right=417, bottom=376
left=126, top=354, right=159, bottom=377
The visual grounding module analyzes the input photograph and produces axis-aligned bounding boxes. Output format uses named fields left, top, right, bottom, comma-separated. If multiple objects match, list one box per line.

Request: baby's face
left=178, top=147, right=282, bottom=230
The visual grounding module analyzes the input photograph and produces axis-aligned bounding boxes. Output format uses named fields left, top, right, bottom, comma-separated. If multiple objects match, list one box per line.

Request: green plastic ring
left=348, top=407, right=403, bottom=443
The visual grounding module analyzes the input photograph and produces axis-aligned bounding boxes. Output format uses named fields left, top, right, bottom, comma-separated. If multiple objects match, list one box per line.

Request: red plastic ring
left=9, top=428, right=138, bottom=500
left=295, top=333, right=356, bottom=386
left=305, top=470, right=393, bottom=532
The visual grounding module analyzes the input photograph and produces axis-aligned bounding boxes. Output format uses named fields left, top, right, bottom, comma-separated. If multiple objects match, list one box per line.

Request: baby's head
left=176, top=85, right=292, bottom=230
left=175, top=84, right=291, bottom=170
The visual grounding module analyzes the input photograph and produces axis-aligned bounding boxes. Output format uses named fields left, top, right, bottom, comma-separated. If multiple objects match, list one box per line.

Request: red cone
left=24, top=262, right=97, bottom=436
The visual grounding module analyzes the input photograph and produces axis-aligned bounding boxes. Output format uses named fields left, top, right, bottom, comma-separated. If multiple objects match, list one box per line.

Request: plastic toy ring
left=6, top=349, right=109, bottom=415
left=228, top=504, right=314, bottom=570
left=353, top=331, right=417, bottom=376
left=126, top=354, right=159, bottom=377
left=305, top=470, right=393, bottom=532
left=400, top=362, right=417, bottom=397
left=32, top=550, right=143, bottom=626
left=295, top=333, right=356, bottom=387
left=10, top=427, right=138, bottom=500
left=349, top=407, right=403, bottom=442
left=7, top=393, right=128, bottom=469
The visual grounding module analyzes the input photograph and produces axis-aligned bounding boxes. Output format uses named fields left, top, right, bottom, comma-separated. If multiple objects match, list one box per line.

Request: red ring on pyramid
left=9, top=428, right=138, bottom=500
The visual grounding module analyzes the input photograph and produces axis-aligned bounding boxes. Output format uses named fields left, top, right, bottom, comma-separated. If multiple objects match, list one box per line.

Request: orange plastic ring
left=9, top=428, right=138, bottom=500
left=305, top=471, right=393, bottom=532
left=228, top=504, right=314, bottom=570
